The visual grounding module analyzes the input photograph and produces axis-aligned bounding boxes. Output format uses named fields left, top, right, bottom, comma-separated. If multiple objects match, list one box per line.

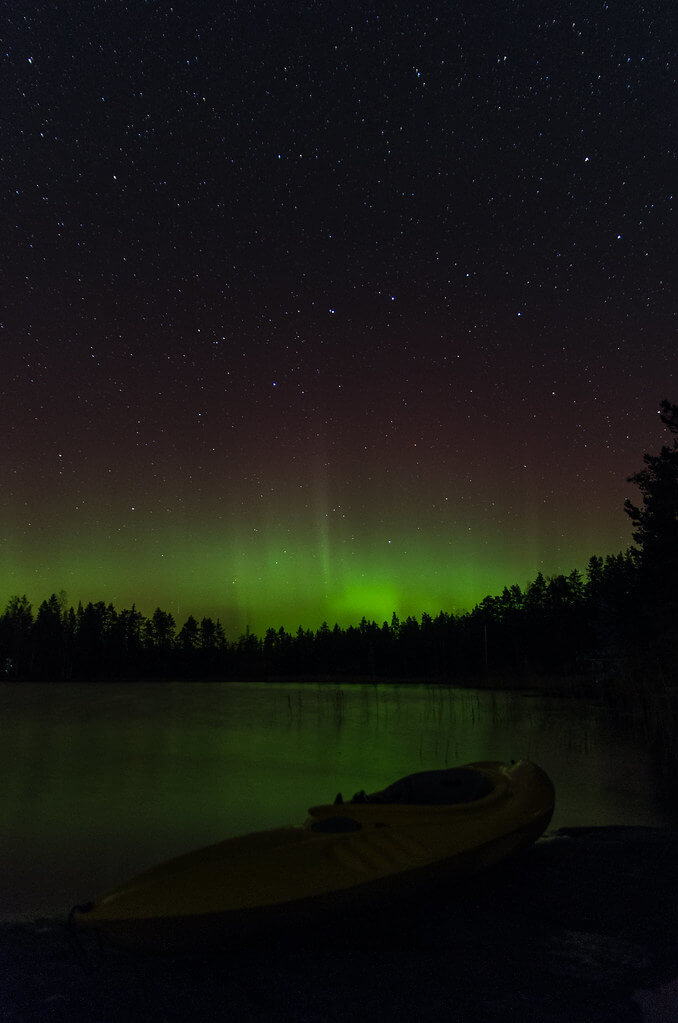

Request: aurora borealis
left=2, top=1, right=674, bottom=635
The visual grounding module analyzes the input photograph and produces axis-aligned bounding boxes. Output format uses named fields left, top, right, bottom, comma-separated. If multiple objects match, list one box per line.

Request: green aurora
left=2, top=496, right=631, bottom=635
left=2, top=0, right=673, bottom=643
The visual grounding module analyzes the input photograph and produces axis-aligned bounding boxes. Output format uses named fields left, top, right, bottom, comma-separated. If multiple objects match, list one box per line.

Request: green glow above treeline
left=2, top=510, right=630, bottom=636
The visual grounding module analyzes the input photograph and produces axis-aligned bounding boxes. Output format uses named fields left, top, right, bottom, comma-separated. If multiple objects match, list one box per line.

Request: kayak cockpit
left=338, top=766, right=494, bottom=807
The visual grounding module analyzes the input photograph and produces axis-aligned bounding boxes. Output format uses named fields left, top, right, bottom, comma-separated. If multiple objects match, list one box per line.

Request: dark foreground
left=2, top=827, right=678, bottom=1023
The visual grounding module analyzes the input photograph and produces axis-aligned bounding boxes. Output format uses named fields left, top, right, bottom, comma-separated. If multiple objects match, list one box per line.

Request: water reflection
left=0, top=681, right=670, bottom=918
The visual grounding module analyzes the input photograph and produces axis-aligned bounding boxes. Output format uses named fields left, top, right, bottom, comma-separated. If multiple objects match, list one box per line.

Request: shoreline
left=1, top=672, right=600, bottom=696
left=4, top=827, right=678, bottom=1022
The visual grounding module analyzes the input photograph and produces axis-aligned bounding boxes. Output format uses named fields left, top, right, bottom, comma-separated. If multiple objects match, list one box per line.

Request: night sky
left=2, top=1, right=675, bottom=634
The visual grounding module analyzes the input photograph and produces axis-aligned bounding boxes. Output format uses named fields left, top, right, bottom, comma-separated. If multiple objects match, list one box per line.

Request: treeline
left=2, top=399, right=675, bottom=686
left=0, top=550, right=648, bottom=683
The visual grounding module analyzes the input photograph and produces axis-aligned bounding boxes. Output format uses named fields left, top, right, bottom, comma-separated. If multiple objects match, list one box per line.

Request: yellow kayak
left=71, top=759, right=554, bottom=951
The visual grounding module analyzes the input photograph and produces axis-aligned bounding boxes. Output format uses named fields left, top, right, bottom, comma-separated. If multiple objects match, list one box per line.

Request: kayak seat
left=310, top=816, right=362, bottom=833
left=350, top=767, right=493, bottom=806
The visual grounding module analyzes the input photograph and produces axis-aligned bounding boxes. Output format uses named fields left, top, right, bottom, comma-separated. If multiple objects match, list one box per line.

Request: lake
left=1, top=680, right=672, bottom=920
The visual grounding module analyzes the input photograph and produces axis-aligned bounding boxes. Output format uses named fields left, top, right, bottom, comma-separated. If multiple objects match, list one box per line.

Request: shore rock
left=2, top=827, right=677, bottom=1022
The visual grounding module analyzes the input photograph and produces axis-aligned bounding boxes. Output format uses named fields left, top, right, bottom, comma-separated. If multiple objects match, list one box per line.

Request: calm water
left=0, top=681, right=671, bottom=919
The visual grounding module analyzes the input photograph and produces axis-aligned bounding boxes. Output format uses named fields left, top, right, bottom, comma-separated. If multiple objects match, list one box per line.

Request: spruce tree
left=624, top=400, right=678, bottom=672
left=625, top=400, right=678, bottom=580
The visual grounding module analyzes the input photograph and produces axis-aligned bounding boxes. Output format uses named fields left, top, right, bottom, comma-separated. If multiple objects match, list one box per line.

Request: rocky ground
left=2, top=827, right=678, bottom=1022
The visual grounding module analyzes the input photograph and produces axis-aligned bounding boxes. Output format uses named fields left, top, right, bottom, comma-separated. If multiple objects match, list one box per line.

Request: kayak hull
left=72, top=759, right=554, bottom=952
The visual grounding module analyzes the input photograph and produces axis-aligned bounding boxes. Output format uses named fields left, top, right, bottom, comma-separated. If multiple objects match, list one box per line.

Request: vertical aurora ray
left=313, top=462, right=332, bottom=604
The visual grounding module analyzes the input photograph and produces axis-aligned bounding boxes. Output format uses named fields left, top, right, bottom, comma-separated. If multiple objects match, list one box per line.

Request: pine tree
left=625, top=400, right=678, bottom=580
left=624, top=400, right=678, bottom=673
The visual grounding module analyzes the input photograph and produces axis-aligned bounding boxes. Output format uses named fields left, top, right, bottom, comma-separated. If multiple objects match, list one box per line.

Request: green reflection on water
left=0, top=681, right=670, bottom=918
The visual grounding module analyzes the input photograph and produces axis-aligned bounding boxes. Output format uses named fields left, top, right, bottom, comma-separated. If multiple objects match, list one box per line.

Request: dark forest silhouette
left=2, top=401, right=676, bottom=688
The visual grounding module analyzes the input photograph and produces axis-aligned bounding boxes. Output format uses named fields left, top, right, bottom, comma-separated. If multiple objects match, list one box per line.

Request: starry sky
left=2, top=0, right=675, bottom=635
